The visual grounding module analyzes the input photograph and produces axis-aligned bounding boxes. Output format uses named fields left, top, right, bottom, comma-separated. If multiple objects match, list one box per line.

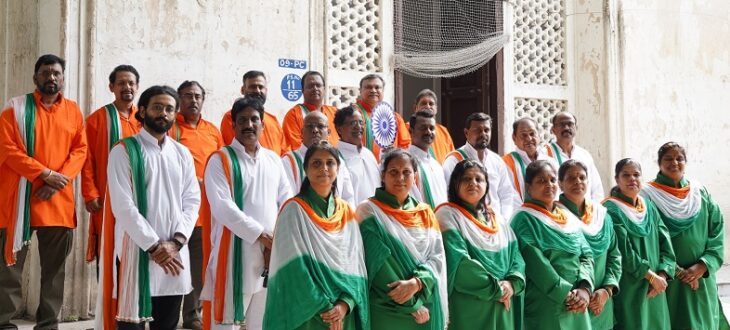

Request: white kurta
left=281, top=145, right=356, bottom=207
left=202, top=140, right=293, bottom=299
left=442, top=143, right=521, bottom=219
left=107, top=129, right=201, bottom=296
left=408, top=145, right=448, bottom=207
left=336, top=141, right=380, bottom=204
left=545, top=142, right=605, bottom=200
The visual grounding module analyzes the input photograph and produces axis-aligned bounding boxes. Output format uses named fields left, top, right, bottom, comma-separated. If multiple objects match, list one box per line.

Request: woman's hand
left=498, top=280, right=514, bottom=311
left=411, top=306, right=430, bottom=324
left=320, top=301, right=349, bottom=330
left=565, top=288, right=590, bottom=313
left=646, top=271, right=668, bottom=298
left=588, top=288, right=610, bottom=315
left=387, top=277, right=421, bottom=304
left=677, top=262, right=707, bottom=285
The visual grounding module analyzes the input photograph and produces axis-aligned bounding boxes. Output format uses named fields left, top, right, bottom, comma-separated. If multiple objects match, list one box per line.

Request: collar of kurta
left=229, top=138, right=260, bottom=160
left=139, top=128, right=168, bottom=149
left=373, top=187, right=418, bottom=210
left=356, top=100, right=374, bottom=113
left=32, top=90, right=63, bottom=111
left=337, top=140, right=363, bottom=155
left=175, top=113, right=202, bottom=129
left=654, top=171, right=688, bottom=188
left=297, top=185, right=336, bottom=218
left=296, top=145, right=308, bottom=157
left=301, top=102, right=321, bottom=111
left=610, top=190, right=640, bottom=207
left=408, top=144, right=431, bottom=160
left=559, top=193, right=586, bottom=217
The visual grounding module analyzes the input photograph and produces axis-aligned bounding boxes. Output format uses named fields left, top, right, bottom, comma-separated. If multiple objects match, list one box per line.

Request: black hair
left=177, top=80, right=206, bottom=100
left=657, top=142, right=686, bottom=165
left=512, top=117, right=537, bottom=135
left=610, top=158, right=642, bottom=195
left=447, top=159, right=490, bottom=214
left=524, top=159, right=556, bottom=185
left=109, top=65, right=140, bottom=84
left=558, top=159, right=588, bottom=182
left=408, top=109, right=435, bottom=131
left=299, top=141, right=340, bottom=197
left=379, top=149, right=418, bottom=188
left=301, top=71, right=325, bottom=88
left=464, top=112, right=491, bottom=130
left=135, top=85, right=179, bottom=121
left=550, top=111, right=577, bottom=126
left=34, top=54, right=65, bottom=73
left=231, top=97, right=265, bottom=124
left=334, top=105, right=357, bottom=128
left=359, top=73, right=385, bottom=88
left=242, top=70, right=266, bottom=84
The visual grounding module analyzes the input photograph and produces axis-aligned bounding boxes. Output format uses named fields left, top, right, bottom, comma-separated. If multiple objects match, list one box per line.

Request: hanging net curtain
left=394, top=0, right=508, bottom=78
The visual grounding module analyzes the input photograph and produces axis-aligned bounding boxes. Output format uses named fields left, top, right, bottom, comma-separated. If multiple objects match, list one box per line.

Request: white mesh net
left=394, top=0, right=508, bottom=78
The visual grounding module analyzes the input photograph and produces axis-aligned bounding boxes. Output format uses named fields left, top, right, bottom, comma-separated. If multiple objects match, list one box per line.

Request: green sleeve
left=655, top=212, right=677, bottom=279
left=451, top=256, right=503, bottom=301
left=577, top=239, right=595, bottom=291
left=338, top=293, right=356, bottom=315
left=700, top=190, right=725, bottom=275
left=372, top=256, right=424, bottom=314
left=360, top=216, right=393, bottom=283
left=412, top=265, right=437, bottom=303
left=506, top=241, right=526, bottom=295
left=612, top=218, right=651, bottom=279
left=601, top=229, right=622, bottom=294
left=519, top=242, right=573, bottom=304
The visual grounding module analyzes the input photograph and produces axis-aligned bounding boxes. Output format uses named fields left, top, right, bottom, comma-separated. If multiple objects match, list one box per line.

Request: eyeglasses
left=304, top=124, right=328, bottom=131
left=149, top=104, right=177, bottom=114
left=37, top=70, right=63, bottom=79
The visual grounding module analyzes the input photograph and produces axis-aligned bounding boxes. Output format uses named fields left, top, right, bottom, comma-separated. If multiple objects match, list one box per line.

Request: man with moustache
left=545, top=111, right=604, bottom=200
left=354, top=74, right=410, bottom=160
left=443, top=113, right=520, bottom=219
left=169, top=81, right=223, bottom=330
left=412, top=89, right=454, bottom=163
left=282, top=111, right=355, bottom=206
left=407, top=110, right=447, bottom=208
left=282, top=71, right=339, bottom=150
left=334, top=105, right=380, bottom=204
left=83, top=64, right=141, bottom=264
left=202, top=97, right=292, bottom=330
left=220, top=71, right=288, bottom=155
left=0, top=54, right=88, bottom=330
left=97, top=85, right=201, bottom=329
left=502, top=117, right=558, bottom=201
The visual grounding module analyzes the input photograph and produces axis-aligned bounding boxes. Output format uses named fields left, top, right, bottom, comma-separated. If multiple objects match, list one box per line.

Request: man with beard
left=169, top=81, right=223, bottom=330
left=97, top=85, right=201, bottom=329
left=502, top=117, right=558, bottom=202
left=282, top=111, right=355, bottom=206
left=282, top=71, right=339, bottom=150
left=412, top=89, right=454, bottom=163
left=0, top=54, right=88, bottom=330
left=354, top=74, right=410, bottom=160
left=443, top=113, right=520, bottom=219
left=407, top=110, right=447, bottom=208
left=82, top=64, right=141, bottom=265
left=201, top=97, right=292, bottom=330
left=333, top=105, right=380, bottom=204
left=545, top=111, right=604, bottom=200
left=220, top=71, right=288, bottom=155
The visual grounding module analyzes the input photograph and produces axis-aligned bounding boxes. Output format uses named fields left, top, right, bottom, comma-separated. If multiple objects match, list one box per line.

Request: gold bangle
left=648, top=275, right=654, bottom=284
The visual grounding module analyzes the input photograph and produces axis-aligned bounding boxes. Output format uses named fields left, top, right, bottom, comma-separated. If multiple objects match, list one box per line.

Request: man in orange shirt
left=354, top=74, right=410, bottom=160
left=220, top=71, right=287, bottom=154
left=0, top=54, right=88, bottom=329
left=171, top=81, right=223, bottom=330
left=281, top=71, right=338, bottom=149
left=82, top=64, right=141, bottom=264
left=412, top=89, right=454, bottom=164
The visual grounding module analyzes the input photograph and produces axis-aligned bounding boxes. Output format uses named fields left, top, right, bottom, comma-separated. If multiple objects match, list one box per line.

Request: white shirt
left=107, top=129, right=201, bottom=296
left=203, top=140, right=293, bottom=296
left=281, top=145, right=356, bottom=207
left=336, top=141, right=380, bottom=204
left=443, top=143, right=521, bottom=219
left=545, top=142, right=605, bottom=201
left=408, top=145, right=448, bottom=207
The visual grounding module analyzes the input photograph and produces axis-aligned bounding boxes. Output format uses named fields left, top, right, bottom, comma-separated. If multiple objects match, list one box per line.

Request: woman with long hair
left=435, top=160, right=524, bottom=329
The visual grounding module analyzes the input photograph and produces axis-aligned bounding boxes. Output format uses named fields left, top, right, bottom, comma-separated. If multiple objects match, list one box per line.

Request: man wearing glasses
left=334, top=105, right=380, bottom=204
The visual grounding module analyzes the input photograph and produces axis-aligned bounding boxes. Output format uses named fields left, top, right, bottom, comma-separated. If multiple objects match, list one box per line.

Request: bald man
left=502, top=118, right=558, bottom=201
left=281, top=111, right=355, bottom=207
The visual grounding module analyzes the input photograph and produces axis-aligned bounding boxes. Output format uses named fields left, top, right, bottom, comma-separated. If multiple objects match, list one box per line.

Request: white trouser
left=211, top=289, right=267, bottom=330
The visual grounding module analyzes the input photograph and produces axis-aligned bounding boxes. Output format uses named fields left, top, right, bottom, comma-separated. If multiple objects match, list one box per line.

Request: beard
left=144, top=115, right=173, bottom=134
left=38, top=82, right=60, bottom=95
left=246, top=92, right=266, bottom=104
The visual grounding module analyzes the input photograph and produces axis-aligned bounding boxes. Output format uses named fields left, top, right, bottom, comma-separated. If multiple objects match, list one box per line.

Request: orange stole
left=367, top=198, right=440, bottom=231
left=435, top=202, right=498, bottom=234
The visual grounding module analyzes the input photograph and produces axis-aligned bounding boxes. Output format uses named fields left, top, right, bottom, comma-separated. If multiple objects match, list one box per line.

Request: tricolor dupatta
left=415, top=160, right=436, bottom=209
left=3, top=93, right=36, bottom=265
left=503, top=152, right=527, bottom=200
left=115, top=137, right=153, bottom=323
left=641, top=180, right=703, bottom=236
left=213, top=146, right=247, bottom=325
left=105, top=103, right=124, bottom=150
left=283, top=150, right=305, bottom=187
left=264, top=197, right=369, bottom=330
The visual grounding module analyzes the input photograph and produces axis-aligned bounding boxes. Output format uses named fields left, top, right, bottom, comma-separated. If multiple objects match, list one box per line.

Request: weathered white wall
left=608, top=0, right=730, bottom=255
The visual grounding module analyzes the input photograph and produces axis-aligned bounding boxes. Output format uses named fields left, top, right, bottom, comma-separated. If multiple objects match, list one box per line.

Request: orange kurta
left=220, top=109, right=288, bottom=155
left=0, top=91, right=87, bottom=254
left=281, top=103, right=339, bottom=150
left=82, top=104, right=140, bottom=260
left=169, top=113, right=223, bottom=228
left=356, top=100, right=411, bottom=160
left=431, top=124, right=455, bottom=164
